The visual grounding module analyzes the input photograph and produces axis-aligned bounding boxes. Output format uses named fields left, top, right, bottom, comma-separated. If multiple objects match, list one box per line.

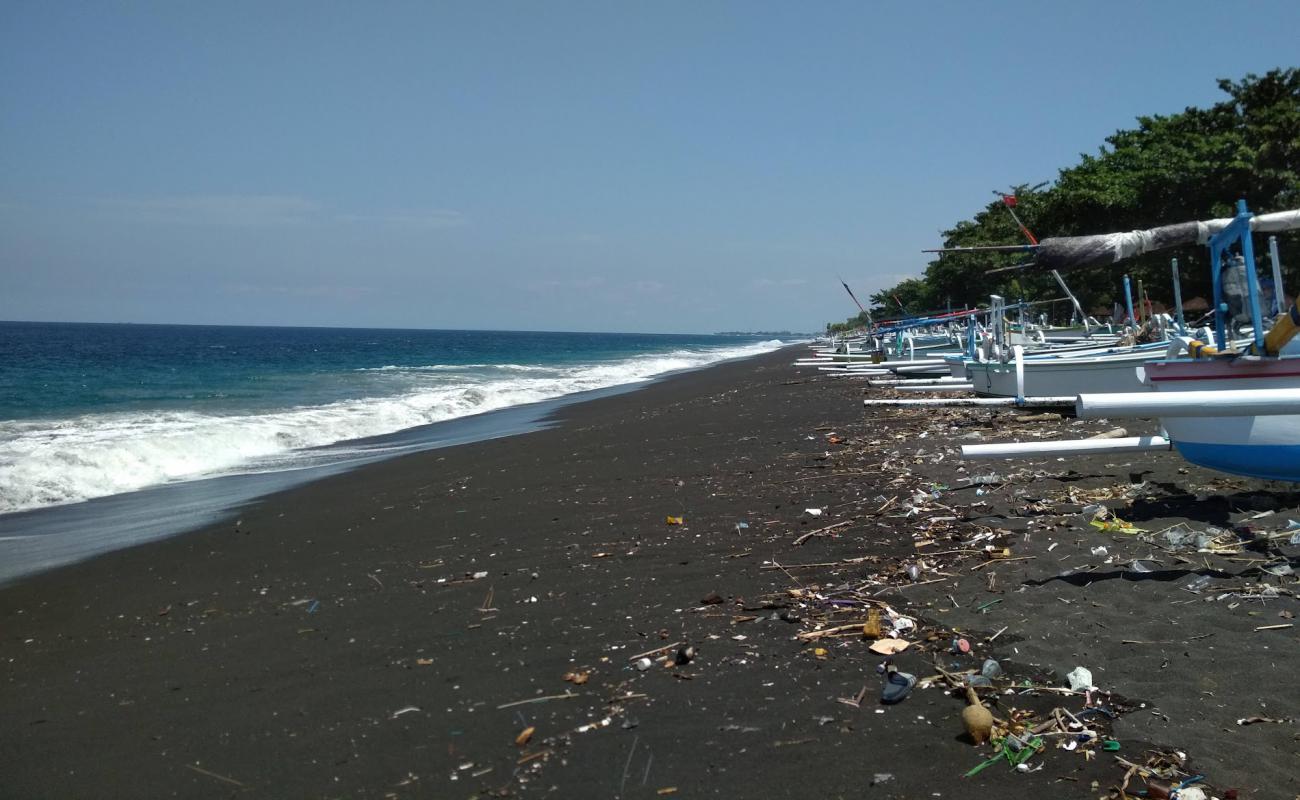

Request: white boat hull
left=1146, top=358, right=1300, bottom=482
left=966, top=351, right=1154, bottom=398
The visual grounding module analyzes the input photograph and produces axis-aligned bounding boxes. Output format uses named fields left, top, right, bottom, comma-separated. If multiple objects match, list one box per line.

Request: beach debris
left=1066, top=667, right=1094, bottom=692
left=391, top=705, right=421, bottom=719
left=1260, top=562, right=1294, bottom=577
left=665, top=516, right=684, bottom=525
left=634, top=658, right=653, bottom=671
left=700, top=592, right=724, bottom=605
left=496, top=691, right=579, bottom=709
left=879, top=663, right=916, bottom=705
left=870, top=773, right=894, bottom=786
left=563, top=670, right=589, bottom=685
left=1235, top=715, right=1291, bottom=725
left=1090, top=516, right=1145, bottom=534
left=963, top=734, right=1045, bottom=777
left=1185, top=575, right=1213, bottom=593
left=980, top=659, right=1002, bottom=679
left=951, top=637, right=971, bottom=654
left=674, top=645, right=696, bottom=665
left=184, top=764, right=245, bottom=788
left=961, top=684, right=994, bottom=744
left=804, top=507, right=824, bottom=517
left=868, top=638, right=912, bottom=655
left=515, top=726, right=535, bottom=746
left=862, top=608, right=883, bottom=639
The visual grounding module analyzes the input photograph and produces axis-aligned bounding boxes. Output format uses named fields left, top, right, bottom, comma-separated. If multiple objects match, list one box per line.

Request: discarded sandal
left=880, top=667, right=916, bottom=705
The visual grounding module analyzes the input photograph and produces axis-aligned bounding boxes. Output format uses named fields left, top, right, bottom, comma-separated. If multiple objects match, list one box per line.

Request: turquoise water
left=0, top=322, right=790, bottom=582
left=0, top=322, right=788, bottom=514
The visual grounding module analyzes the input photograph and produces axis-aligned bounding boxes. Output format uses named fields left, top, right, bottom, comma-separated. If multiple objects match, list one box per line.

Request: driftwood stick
left=971, top=556, right=1035, bottom=570
left=184, top=764, right=245, bottom=787
left=497, top=691, right=579, bottom=709
left=797, top=623, right=870, bottom=641
left=626, top=642, right=684, bottom=661
left=793, top=520, right=854, bottom=546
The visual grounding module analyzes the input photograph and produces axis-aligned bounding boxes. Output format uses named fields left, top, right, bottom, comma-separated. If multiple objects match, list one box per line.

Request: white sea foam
left=0, top=339, right=786, bottom=513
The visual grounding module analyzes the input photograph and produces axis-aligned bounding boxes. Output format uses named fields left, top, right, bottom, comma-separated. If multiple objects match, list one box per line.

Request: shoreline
left=0, top=345, right=800, bottom=586
left=1, top=346, right=1295, bottom=798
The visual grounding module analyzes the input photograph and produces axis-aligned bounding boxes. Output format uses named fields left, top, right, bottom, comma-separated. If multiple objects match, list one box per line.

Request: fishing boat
left=1139, top=356, right=1300, bottom=480
left=964, top=199, right=1300, bottom=481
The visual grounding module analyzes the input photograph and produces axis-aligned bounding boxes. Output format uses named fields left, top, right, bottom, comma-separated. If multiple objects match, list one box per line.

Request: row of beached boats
left=806, top=200, right=1300, bottom=483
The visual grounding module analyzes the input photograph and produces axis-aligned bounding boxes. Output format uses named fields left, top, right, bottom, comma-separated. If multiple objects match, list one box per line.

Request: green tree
left=852, top=69, right=1300, bottom=328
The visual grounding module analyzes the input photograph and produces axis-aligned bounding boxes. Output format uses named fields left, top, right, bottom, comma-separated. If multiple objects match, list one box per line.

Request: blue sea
left=0, top=321, right=790, bottom=581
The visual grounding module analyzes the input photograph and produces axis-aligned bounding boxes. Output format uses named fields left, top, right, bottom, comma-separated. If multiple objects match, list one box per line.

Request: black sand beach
left=2, top=347, right=1296, bottom=799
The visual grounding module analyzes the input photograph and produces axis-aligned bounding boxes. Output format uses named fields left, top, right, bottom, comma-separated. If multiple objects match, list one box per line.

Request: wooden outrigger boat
left=964, top=199, right=1300, bottom=481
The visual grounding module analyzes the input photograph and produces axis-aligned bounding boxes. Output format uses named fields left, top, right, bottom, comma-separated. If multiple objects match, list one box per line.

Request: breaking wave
left=0, top=339, right=785, bottom=513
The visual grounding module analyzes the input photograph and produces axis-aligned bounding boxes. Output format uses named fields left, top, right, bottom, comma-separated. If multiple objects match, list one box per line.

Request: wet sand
left=1, top=347, right=1296, bottom=798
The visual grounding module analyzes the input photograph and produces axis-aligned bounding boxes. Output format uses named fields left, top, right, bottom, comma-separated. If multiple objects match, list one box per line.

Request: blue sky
left=2, top=2, right=1298, bottom=333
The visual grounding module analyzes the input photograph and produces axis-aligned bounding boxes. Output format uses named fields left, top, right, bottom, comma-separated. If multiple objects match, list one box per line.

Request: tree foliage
left=862, top=69, right=1300, bottom=322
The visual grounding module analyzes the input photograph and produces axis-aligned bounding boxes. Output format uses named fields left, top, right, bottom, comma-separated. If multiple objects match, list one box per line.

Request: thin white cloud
left=224, top=283, right=379, bottom=300
left=92, top=195, right=468, bottom=231
left=336, top=209, right=468, bottom=229
left=570, top=276, right=606, bottom=290
left=96, top=194, right=321, bottom=227
left=752, top=277, right=810, bottom=289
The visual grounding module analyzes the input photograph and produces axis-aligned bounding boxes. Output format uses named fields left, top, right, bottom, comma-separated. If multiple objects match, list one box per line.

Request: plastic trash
left=1186, top=575, right=1213, bottom=592
left=966, top=674, right=993, bottom=688
left=981, top=659, right=1003, bottom=679
left=634, top=657, right=653, bottom=671
left=674, top=645, right=696, bottom=665
left=868, top=638, right=911, bottom=655
left=1066, top=666, right=1094, bottom=692
left=906, top=563, right=921, bottom=582
left=1090, top=546, right=1108, bottom=557
left=880, top=666, right=916, bottom=705
left=804, top=508, right=823, bottom=517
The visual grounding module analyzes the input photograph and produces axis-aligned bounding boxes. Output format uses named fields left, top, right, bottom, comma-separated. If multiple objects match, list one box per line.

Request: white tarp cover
left=1035, top=209, right=1300, bottom=271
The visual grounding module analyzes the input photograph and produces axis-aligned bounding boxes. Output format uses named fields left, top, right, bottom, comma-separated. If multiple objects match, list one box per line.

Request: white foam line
left=0, top=339, right=789, bottom=513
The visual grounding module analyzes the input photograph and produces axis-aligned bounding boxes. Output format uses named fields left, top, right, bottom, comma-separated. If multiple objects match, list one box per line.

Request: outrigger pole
left=838, top=276, right=870, bottom=325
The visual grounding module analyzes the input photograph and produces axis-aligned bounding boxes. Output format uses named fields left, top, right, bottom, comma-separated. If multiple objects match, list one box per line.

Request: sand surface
left=2, top=346, right=1296, bottom=799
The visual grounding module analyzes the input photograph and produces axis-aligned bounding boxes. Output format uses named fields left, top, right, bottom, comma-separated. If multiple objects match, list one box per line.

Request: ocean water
left=0, top=322, right=789, bottom=580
